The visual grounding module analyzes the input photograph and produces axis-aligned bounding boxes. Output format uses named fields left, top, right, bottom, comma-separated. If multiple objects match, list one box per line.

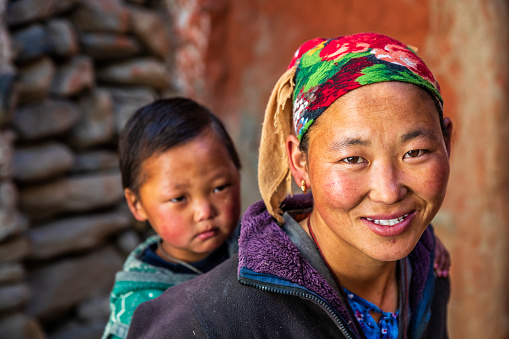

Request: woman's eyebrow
left=329, top=137, right=370, bottom=151
left=401, top=128, right=438, bottom=143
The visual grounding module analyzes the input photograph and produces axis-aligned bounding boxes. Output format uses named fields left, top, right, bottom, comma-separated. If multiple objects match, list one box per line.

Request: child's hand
left=434, top=236, right=451, bottom=278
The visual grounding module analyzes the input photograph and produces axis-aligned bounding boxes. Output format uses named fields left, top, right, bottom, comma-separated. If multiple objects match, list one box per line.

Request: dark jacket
left=103, top=232, right=239, bottom=339
left=127, top=195, right=449, bottom=339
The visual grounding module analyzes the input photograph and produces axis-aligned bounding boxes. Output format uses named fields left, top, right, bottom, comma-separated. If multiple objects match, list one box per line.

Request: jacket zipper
left=415, top=303, right=432, bottom=338
left=413, top=271, right=436, bottom=338
left=240, top=279, right=356, bottom=339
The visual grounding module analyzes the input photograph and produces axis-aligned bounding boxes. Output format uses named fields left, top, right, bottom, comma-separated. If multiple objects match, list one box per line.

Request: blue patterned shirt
left=343, top=287, right=399, bottom=339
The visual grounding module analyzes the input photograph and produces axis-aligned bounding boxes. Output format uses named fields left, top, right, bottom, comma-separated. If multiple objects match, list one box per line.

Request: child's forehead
left=140, top=130, right=237, bottom=179
left=179, top=128, right=232, bottom=158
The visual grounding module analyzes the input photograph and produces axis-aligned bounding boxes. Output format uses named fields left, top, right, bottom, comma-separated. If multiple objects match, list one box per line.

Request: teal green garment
left=102, top=233, right=239, bottom=339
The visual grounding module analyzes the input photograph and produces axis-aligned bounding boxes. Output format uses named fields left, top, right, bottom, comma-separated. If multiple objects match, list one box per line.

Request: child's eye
left=170, top=196, right=186, bottom=203
left=341, top=156, right=366, bottom=164
left=404, top=149, right=428, bottom=158
left=213, top=184, right=230, bottom=193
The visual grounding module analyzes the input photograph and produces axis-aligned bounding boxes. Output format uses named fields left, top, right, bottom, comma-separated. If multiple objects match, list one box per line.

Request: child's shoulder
left=122, top=235, right=161, bottom=273
left=116, top=235, right=197, bottom=286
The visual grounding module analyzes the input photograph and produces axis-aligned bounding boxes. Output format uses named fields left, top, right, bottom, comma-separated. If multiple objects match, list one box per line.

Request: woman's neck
left=300, top=215, right=399, bottom=314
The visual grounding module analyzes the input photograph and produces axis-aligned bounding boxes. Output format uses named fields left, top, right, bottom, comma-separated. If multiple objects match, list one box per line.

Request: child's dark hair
left=119, top=97, right=241, bottom=194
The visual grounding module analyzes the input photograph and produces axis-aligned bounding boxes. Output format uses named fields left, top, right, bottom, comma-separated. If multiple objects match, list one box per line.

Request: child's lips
left=196, top=228, right=218, bottom=240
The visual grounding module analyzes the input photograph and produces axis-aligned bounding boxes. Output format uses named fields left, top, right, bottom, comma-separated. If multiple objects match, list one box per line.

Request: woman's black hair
left=119, top=97, right=241, bottom=194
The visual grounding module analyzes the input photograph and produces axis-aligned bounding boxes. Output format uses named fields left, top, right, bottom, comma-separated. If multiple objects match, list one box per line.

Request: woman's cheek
left=313, top=168, right=365, bottom=210
left=410, top=157, right=450, bottom=200
left=423, top=160, right=450, bottom=201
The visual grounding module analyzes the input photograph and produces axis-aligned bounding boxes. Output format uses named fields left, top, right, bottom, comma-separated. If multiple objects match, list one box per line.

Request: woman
left=127, top=32, right=451, bottom=339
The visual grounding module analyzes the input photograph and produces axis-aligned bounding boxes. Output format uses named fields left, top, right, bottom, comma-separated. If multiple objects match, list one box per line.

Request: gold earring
left=300, top=180, right=307, bottom=194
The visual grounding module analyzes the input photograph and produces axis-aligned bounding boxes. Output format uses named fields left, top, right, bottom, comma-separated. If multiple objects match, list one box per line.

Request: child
left=102, top=97, right=242, bottom=339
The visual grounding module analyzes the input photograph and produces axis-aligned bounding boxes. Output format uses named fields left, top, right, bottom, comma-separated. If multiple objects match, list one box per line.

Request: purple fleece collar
left=238, top=194, right=434, bottom=336
left=238, top=194, right=360, bottom=335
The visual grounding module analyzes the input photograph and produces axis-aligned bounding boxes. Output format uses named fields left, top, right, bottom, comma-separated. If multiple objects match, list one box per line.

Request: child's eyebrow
left=164, top=182, right=189, bottom=192
left=401, top=128, right=438, bottom=143
left=329, top=137, right=371, bottom=152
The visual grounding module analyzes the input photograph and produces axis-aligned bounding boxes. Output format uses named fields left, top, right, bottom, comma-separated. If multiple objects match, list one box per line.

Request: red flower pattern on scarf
left=287, top=38, right=326, bottom=69
left=370, top=44, right=435, bottom=84
left=319, top=41, right=370, bottom=61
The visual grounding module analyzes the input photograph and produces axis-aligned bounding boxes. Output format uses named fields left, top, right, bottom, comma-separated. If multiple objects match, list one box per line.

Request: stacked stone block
left=1, top=0, right=175, bottom=337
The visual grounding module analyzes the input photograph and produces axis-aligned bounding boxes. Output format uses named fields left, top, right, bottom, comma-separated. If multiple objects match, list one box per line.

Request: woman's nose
left=194, top=198, right=217, bottom=222
left=368, top=161, right=407, bottom=205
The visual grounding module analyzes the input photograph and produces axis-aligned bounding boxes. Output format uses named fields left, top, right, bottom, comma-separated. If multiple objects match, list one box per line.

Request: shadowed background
left=0, top=0, right=507, bottom=338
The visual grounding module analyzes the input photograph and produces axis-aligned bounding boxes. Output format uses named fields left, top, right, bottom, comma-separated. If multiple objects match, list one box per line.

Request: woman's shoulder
left=126, top=255, right=241, bottom=338
left=145, top=254, right=239, bottom=301
left=126, top=253, right=353, bottom=339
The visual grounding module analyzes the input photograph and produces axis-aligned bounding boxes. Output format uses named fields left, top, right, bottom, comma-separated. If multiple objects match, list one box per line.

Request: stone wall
left=0, top=0, right=177, bottom=337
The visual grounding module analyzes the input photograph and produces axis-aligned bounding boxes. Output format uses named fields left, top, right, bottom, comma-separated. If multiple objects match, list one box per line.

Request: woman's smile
left=362, top=210, right=416, bottom=237
left=364, top=213, right=410, bottom=226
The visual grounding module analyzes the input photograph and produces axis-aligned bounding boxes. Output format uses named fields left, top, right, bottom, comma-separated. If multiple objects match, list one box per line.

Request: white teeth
left=366, top=214, right=408, bottom=226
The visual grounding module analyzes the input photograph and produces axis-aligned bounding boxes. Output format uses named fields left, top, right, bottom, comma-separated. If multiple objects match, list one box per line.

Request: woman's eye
left=170, top=196, right=186, bottom=203
left=341, top=156, right=366, bottom=164
left=404, top=149, right=427, bottom=158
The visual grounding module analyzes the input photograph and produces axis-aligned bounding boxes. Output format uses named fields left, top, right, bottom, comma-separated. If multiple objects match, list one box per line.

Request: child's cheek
left=159, top=214, right=188, bottom=245
left=222, top=190, right=242, bottom=232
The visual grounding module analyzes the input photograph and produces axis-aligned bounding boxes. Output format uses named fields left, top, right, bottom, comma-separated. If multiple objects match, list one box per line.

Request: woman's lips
left=362, top=210, right=416, bottom=237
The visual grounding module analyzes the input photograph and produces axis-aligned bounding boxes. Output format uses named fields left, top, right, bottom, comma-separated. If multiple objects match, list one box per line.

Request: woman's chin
left=365, top=241, right=418, bottom=262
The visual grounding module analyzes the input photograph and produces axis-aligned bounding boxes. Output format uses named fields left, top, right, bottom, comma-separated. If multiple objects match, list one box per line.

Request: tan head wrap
left=257, top=66, right=296, bottom=223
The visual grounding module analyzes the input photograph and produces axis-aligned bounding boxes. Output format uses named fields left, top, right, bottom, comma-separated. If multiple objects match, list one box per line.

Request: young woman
left=127, top=33, right=451, bottom=339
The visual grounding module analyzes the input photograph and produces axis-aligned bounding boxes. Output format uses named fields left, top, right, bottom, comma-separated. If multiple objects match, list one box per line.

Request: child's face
left=125, top=128, right=241, bottom=263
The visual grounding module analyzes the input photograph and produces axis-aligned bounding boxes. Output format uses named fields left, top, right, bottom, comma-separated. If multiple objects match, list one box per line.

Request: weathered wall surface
left=425, top=1, right=509, bottom=338
left=175, top=0, right=509, bottom=338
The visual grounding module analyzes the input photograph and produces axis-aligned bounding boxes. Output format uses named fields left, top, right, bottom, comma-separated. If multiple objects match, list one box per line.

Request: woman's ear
left=444, top=117, right=453, bottom=157
left=286, top=135, right=310, bottom=191
left=124, top=188, right=148, bottom=222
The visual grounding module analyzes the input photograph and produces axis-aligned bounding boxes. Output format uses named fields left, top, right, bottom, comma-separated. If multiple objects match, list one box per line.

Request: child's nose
left=194, top=198, right=217, bottom=222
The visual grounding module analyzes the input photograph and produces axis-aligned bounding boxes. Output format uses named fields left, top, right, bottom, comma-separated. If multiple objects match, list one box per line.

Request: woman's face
left=299, top=82, right=451, bottom=262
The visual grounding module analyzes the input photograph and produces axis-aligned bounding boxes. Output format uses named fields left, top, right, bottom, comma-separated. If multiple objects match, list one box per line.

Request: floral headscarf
left=291, top=33, right=442, bottom=141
